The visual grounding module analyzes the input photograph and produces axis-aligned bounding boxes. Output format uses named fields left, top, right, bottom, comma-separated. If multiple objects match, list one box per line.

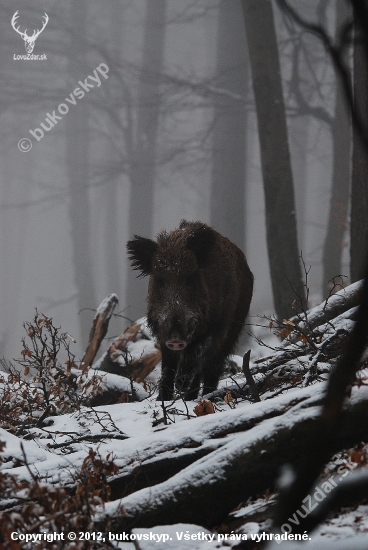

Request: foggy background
left=0, top=0, right=350, bottom=360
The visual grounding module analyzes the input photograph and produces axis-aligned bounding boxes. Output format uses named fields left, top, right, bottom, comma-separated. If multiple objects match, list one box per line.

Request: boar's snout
left=165, top=339, right=188, bottom=351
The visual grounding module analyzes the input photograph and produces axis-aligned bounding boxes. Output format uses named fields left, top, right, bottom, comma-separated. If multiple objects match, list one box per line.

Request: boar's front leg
left=179, top=371, right=201, bottom=401
left=158, top=346, right=180, bottom=401
left=174, top=344, right=205, bottom=400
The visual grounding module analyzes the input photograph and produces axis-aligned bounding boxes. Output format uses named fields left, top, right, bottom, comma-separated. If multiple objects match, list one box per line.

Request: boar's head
left=127, top=221, right=216, bottom=351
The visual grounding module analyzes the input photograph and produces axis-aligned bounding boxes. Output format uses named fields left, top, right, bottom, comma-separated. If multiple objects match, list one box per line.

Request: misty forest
left=1, top=0, right=368, bottom=548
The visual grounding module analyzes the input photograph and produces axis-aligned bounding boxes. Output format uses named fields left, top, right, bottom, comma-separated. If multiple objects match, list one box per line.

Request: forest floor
left=0, top=280, right=368, bottom=549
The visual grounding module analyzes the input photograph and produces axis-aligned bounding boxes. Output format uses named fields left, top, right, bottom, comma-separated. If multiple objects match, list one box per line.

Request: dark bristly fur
left=126, top=220, right=254, bottom=400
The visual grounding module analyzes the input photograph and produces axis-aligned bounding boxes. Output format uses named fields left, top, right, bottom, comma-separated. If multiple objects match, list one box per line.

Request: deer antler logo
left=11, top=11, right=49, bottom=53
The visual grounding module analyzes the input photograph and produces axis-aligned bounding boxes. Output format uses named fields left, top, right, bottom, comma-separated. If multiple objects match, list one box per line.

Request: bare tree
left=242, top=0, right=305, bottom=320
left=102, top=2, right=126, bottom=300
left=210, top=0, right=248, bottom=249
left=351, top=2, right=368, bottom=282
left=126, top=0, right=167, bottom=321
left=65, top=1, right=97, bottom=346
left=323, top=0, right=351, bottom=294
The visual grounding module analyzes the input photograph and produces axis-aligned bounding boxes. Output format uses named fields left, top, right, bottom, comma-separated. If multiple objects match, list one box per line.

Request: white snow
left=0, top=427, right=48, bottom=468
left=292, top=280, right=363, bottom=332
left=1, top=292, right=368, bottom=546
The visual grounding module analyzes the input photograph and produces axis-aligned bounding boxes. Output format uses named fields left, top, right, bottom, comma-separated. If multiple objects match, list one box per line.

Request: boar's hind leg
left=202, top=357, right=225, bottom=396
left=158, top=347, right=179, bottom=401
left=202, top=306, right=250, bottom=396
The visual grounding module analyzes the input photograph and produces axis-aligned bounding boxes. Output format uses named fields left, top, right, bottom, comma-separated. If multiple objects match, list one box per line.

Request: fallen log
left=97, top=319, right=161, bottom=385
left=82, top=294, right=118, bottom=368
left=252, top=303, right=360, bottom=378
left=99, top=385, right=368, bottom=532
left=107, top=393, right=313, bottom=499
left=289, top=279, right=363, bottom=335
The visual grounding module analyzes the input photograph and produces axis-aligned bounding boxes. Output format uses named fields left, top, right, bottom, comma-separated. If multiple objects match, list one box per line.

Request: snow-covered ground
left=1, top=282, right=368, bottom=548
left=1, top=380, right=368, bottom=548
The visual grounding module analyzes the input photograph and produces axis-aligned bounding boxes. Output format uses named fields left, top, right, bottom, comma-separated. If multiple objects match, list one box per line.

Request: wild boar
left=127, top=220, right=253, bottom=400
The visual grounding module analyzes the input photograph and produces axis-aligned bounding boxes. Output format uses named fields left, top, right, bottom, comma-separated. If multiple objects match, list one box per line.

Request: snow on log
left=107, top=386, right=321, bottom=500
left=0, top=427, right=48, bottom=466
left=96, top=317, right=161, bottom=384
left=88, top=369, right=149, bottom=406
left=289, top=280, right=363, bottom=332
left=4, top=383, right=316, bottom=486
left=99, top=385, right=368, bottom=531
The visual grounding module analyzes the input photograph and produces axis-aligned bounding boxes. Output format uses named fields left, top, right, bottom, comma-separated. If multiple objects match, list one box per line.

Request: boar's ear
left=186, top=225, right=216, bottom=267
left=126, top=236, right=158, bottom=277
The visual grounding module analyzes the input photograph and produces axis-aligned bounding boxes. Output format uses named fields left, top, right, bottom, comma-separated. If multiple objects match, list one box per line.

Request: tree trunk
left=103, top=1, right=126, bottom=300
left=66, top=1, right=97, bottom=347
left=322, top=0, right=351, bottom=295
left=82, top=294, right=118, bottom=368
left=242, top=0, right=305, bottom=320
left=289, top=117, right=308, bottom=253
left=126, top=0, right=167, bottom=321
left=351, top=12, right=368, bottom=282
left=210, top=0, right=248, bottom=250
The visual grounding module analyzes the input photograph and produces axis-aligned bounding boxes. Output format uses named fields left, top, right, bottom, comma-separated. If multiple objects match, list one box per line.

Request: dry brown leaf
left=117, top=393, right=130, bottom=404
left=283, top=319, right=296, bottom=327
left=193, top=399, right=215, bottom=416
left=224, top=390, right=233, bottom=404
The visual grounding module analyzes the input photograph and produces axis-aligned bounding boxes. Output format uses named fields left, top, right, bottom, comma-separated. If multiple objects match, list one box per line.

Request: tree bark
left=103, top=1, right=126, bottom=300
left=66, top=1, right=97, bottom=347
left=322, top=0, right=351, bottom=295
left=211, top=0, right=248, bottom=249
left=82, top=294, right=118, bottom=368
left=351, top=11, right=368, bottom=282
left=126, top=0, right=167, bottom=321
left=242, top=0, right=305, bottom=320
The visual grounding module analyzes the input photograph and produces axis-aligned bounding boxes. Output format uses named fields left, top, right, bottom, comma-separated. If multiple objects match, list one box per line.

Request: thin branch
left=48, top=432, right=129, bottom=449
left=242, top=350, right=261, bottom=402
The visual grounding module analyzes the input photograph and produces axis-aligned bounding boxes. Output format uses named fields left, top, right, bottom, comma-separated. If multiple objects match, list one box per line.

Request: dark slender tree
left=351, top=3, right=368, bottom=282
left=65, top=1, right=97, bottom=346
left=126, top=0, right=167, bottom=320
left=103, top=1, right=125, bottom=299
left=322, top=0, right=351, bottom=294
left=242, top=0, right=305, bottom=320
left=211, top=0, right=248, bottom=250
